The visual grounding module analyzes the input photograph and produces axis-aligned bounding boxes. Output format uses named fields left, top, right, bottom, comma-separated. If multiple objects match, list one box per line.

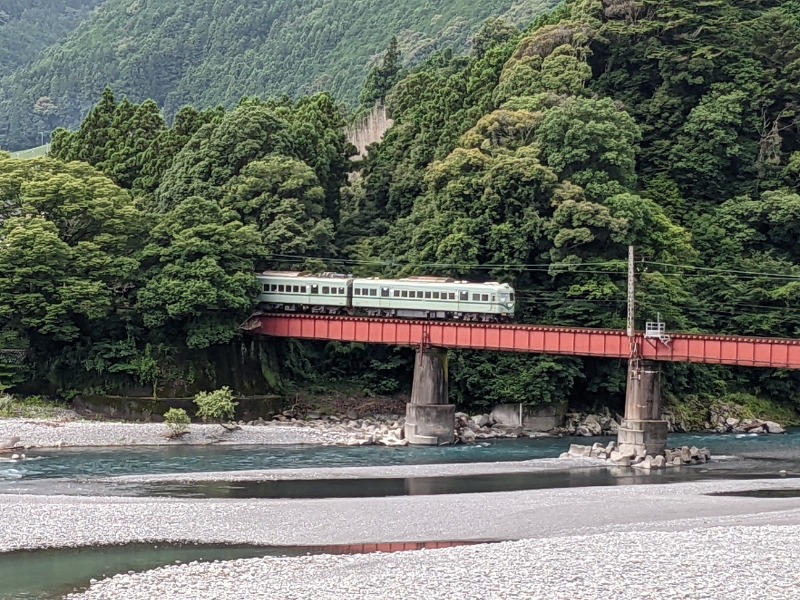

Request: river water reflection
left=1, top=431, right=798, bottom=497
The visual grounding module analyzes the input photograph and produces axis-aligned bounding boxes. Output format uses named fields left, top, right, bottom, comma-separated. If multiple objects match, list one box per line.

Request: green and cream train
left=256, top=271, right=515, bottom=322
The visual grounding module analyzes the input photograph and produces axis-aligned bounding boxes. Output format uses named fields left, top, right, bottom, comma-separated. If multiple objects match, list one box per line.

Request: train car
left=351, top=276, right=514, bottom=321
left=256, top=271, right=351, bottom=314
left=255, top=271, right=516, bottom=321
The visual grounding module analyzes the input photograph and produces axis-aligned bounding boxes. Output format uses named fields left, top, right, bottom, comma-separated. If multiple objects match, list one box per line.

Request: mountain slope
left=0, top=0, right=557, bottom=150
left=0, top=0, right=104, bottom=77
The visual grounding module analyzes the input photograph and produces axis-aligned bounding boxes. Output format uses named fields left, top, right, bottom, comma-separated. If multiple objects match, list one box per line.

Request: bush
left=163, top=407, right=191, bottom=437
left=194, top=386, right=238, bottom=422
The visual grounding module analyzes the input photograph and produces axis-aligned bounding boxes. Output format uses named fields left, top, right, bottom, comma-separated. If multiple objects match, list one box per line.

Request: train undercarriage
left=259, top=303, right=511, bottom=323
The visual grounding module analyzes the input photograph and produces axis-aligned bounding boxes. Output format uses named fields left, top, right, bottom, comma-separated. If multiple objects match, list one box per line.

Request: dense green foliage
left=0, top=88, right=355, bottom=398
left=0, top=0, right=103, bottom=78
left=0, top=0, right=556, bottom=150
left=1, top=0, right=799, bottom=416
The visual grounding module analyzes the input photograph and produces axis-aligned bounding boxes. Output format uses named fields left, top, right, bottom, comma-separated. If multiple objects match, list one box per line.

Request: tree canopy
left=0, top=0, right=558, bottom=150
left=1, top=0, right=799, bottom=415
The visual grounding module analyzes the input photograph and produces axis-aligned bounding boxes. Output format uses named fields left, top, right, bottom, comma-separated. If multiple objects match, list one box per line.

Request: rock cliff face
left=346, top=105, right=393, bottom=160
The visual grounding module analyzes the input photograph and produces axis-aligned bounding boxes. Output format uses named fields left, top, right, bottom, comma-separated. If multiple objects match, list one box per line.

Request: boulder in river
left=764, top=421, right=785, bottom=434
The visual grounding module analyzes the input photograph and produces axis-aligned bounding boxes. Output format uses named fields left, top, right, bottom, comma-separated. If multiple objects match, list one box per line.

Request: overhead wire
left=268, top=254, right=799, bottom=281
left=643, top=260, right=800, bottom=281
left=264, top=254, right=798, bottom=317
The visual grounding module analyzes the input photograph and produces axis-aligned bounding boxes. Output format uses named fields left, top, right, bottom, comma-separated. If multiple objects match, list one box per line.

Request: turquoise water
left=0, top=543, right=307, bottom=600
left=1, top=431, right=798, bottom=488
left=1, top=432, right=798, bottom=599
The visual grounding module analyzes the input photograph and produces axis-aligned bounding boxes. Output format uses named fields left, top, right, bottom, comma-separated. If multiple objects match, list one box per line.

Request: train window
left=433, top=292, right=439, bottom=299
left=301, top=286, right=307, bottom=293
left=369, top=289, right=377, bottom=297
left=393, top=290, right=400, bottom=297
left=293, top=286, right=299, bottom=293
left=481, top=294, right=489, bottom=302
left=311, top=285, right=318, bottom=294
left=500, top=293, right=509, bottom=302
left=491, top=295, right=496, bottom=302
left=401, top=290, right=408, bottom=298
left=459, top=291, right=468, bottom=301
left=278, top=285, right=285, bottom=292
left=322, top=286, right=330, bottom=294
left=449, top=293, right=456, bottom=300
left=382, top=288, right=390, bottom=297
left=510, top=293, right=515, bottom=301
left=409, top=291, right=416, bottom=298
left=425, top=291, right=431, bottom=299
left=354, top=288, right=361, bottom=295
left=472, top=293, right=480, bottom=301
left=262, top=284, right=268, bottom=292
left=338, top=287, right=345, bottom=294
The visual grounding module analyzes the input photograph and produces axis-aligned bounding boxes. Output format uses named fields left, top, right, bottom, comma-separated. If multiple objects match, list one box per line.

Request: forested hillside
left=1, top=0, right=799, bottom=420
left=0, top=0, right=103, bottom=77
left=0, top=0, right=556, bottom=150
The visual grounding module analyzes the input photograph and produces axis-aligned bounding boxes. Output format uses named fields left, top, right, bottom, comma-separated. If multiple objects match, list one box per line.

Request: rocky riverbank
left=0, top=391, right=791, bottom=450
left=0, top=405, right=790, bottom=450
left=560, top=441, right=712, bottom=469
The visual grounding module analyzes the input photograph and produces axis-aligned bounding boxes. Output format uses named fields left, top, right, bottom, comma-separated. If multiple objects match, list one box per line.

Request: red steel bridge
left=244, top=313, right=800, bottom=370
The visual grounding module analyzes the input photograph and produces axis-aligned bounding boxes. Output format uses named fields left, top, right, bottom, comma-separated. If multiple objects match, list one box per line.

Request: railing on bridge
left=244, top=314, right=800, bottom=370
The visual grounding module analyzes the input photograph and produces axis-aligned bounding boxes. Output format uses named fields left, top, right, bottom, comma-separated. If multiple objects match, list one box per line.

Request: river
left=1, top=431, right=797, bottom=494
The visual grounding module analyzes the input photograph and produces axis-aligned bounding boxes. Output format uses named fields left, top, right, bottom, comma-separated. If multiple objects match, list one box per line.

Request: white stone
left=568, top=444, right=590, bottom=457
left=460, top=429, right=476, bottom=443
left=579, top=415, right=603, bottom=436
left=473, top=415, right=490, bottom=428
left=765, top=421, right=785, bottom=434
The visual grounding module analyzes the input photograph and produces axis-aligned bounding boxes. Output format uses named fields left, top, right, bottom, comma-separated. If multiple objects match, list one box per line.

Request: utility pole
left=627, top=245, right=635, bottom=341
left=619, top=243, right=668, bottom=456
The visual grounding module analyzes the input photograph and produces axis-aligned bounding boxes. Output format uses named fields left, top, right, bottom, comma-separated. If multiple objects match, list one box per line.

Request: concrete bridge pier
left=404, top=347, right=455, bottom=446
left=617, top=359, right=668, bottom=456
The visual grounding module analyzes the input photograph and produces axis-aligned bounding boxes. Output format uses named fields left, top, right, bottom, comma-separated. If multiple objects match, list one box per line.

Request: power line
left=269, top=254, right=800, bottom=280
left=644, top=260, right=800, bottom=281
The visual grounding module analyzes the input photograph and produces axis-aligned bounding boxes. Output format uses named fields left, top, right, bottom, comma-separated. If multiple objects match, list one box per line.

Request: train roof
left=353, top=277, right=512, bottom=288
left=258, top=271, right=351, bottom=278
left=256, top=271, right=513, bottom=288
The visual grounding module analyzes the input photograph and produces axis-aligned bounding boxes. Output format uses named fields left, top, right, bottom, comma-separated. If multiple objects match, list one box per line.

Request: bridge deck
left=245, top=314, right=800, bottom=370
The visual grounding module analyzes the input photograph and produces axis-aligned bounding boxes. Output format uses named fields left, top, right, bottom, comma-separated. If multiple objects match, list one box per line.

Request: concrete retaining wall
left=73, top=395, right=284, bottom=422
left=490, top=402, right=567, bottom=432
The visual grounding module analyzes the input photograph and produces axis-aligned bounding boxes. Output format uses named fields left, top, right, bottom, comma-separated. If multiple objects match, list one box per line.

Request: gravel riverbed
left=3, top=475, right=800, bottom=598
left=0, top=417, right=355, bottom=447
left=62, top=524, right=800, bottom=600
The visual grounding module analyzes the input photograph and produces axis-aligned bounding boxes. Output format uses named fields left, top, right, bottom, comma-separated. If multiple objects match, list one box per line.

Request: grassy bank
left=666, top=393, right=799, bottom=432
left=0, top=394, right=72, bottom=419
